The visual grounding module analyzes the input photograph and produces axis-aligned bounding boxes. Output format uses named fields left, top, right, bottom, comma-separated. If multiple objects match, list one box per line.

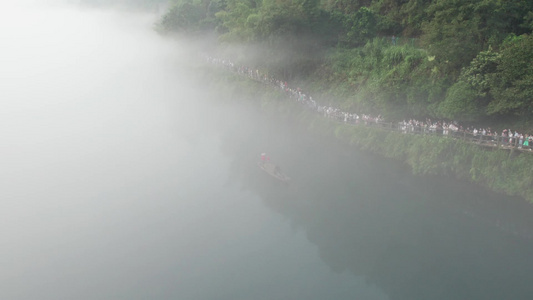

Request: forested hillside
left=158, top=0, right=533, bottom=126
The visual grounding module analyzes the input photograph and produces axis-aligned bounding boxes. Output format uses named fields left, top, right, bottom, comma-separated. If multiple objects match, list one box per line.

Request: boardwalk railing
left=206, top=56, right=533, bottom=153
left=379, top=121, right=530, bottom=151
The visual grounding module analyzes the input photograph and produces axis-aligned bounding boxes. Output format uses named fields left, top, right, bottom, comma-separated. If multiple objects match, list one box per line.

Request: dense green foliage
left=158, top=0, right=533, bottom=125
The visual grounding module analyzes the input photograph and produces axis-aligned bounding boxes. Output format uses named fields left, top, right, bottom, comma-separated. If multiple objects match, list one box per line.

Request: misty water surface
left=2, top=2, right=533, bottom=300
left=1, top=3, right=380, bottom=299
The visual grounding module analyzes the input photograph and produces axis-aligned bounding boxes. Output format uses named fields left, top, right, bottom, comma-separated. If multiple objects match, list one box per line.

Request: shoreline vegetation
left=82, top=0, right=533, bottom=203
left=154, top=0, right=533, bottom=127
left=195, top=61, right=533, bottom=204
left=150, top=0, right=533, bottom=204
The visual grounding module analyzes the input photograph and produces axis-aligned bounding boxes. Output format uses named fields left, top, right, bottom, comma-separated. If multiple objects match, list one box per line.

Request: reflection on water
left=222, top=113, right=533, bottom=300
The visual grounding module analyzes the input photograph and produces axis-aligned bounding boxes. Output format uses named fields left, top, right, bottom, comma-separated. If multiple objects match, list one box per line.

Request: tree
left=421, top=0, right=527, bottom=79
left=487, top=35, right=533, bottom=116
left=158, top=0, right=219, bottom=33
left=216, top=0, right=257, bottom=41
left=438, top=81, right=481, bottom=120
left=343, top=7, right=378, bottom=47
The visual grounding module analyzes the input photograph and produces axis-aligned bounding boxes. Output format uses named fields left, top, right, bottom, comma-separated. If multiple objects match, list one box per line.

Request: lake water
left=2, top=2, right=533, bottom=300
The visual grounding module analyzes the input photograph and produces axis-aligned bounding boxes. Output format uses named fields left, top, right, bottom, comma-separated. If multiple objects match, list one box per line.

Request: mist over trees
left=157, top=0, right=533, bottom=125
left=79, top=0, right=168, bottom=9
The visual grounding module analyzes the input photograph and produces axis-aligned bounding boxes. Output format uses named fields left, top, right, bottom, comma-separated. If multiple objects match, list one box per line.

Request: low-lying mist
left=1, top=3, right=265, bottom=299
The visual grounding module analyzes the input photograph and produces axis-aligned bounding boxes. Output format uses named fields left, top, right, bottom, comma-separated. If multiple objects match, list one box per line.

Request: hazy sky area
left=4, top=2, right=533, bottom=300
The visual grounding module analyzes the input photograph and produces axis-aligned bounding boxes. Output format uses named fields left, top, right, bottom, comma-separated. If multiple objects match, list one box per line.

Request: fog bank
left=0, top=3, right=224, bottom=299
left=1, top=3, right=374, bottom=300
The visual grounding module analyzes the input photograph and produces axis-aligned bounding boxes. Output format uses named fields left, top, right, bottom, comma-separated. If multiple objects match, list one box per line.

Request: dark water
left=2, top=3, right=533, bottom=300
left=222, top=109, right=533, bottom=300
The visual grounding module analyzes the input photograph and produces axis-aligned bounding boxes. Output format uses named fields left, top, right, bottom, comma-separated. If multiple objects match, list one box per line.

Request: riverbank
left=301, top=112, right=533, bottom=203
left=194, top=61, right=533, bottom=203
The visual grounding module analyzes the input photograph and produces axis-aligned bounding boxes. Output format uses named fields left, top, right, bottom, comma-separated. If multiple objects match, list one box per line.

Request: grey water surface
left=2, top=2, right=533, bottom=300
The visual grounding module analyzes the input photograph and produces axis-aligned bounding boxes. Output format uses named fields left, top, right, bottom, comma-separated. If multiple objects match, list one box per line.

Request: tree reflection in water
left=219, top=110, right=533, bottom=300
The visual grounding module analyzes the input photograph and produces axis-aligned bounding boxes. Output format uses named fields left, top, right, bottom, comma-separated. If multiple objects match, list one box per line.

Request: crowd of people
left=398, top=119, right=533, bottom=149
left=205, top=56, right=533, bottom=151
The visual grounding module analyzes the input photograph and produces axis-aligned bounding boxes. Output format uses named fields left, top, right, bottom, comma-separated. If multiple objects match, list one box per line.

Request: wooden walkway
left=348, top=120, right=532, bottom=154
left=209, top=57, right=532, bottom=154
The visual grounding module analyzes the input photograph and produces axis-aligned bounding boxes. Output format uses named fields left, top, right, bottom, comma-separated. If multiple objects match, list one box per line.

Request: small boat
left=257, top=161, right=291, bottom=183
